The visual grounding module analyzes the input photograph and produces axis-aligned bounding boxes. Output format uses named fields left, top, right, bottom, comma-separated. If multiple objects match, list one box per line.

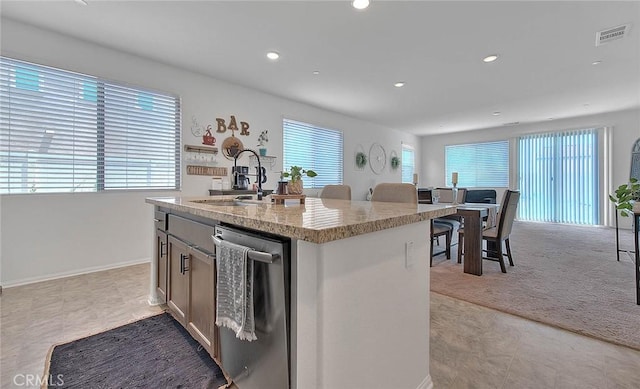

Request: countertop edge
left=146, top=197, right=456, bottom=243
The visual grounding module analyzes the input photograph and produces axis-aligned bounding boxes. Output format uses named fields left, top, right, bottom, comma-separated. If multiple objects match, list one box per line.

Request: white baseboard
left=417, top=375, right=434, bottom=389
left=1, top=257, right=151, bottom=288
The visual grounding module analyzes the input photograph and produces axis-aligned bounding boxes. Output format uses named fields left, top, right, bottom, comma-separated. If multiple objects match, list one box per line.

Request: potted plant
left=282, top=166, right=317, bottom=194
left=257, top=130, right=269, bottom=156
left=609, top=178, right=640, bottom=217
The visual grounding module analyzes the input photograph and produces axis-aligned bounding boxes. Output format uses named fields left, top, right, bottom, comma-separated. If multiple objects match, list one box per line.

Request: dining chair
left=433, top=187, right=467, bottom=232
left=319, top=184, right=352, bottom=200
left=431, top=220, right=452, bottom=266
left=457, top=190, right=520, bottom=273
left=371, top=183, right=452, bottom=266
left=371, top=183, right=417, bottom=203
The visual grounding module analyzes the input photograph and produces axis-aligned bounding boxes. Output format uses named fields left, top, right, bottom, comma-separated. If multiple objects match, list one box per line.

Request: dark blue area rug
left=45, top=313, right=228, bottom=388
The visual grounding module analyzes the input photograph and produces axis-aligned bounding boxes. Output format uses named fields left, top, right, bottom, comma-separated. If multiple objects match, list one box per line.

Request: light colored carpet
left=430, top=221, right=640, bottom=351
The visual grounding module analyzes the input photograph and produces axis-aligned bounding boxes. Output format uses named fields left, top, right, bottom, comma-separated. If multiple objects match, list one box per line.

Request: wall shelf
left=184, top=144, right=218, bottom=154
left=249, top=155, right=277, bottom=170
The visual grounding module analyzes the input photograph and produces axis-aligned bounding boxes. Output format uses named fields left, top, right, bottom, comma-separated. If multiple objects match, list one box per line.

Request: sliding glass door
left=518, top=128, right=600, bottom=225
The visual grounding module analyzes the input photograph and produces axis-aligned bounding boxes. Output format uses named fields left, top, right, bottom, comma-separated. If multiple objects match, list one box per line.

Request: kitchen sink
left=191, top=199, right=252, bottom=207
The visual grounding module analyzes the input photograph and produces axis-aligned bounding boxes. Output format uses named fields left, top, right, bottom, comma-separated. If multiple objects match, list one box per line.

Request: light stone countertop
left=146, top=195, right=457, bottom=244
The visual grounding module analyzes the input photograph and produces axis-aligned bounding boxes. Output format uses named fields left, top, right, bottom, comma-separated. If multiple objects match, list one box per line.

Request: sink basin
left=191, top=199, right=251, bottom=207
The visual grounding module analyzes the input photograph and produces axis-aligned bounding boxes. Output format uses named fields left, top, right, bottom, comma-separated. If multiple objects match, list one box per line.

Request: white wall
left=0, top=19, right=419, bottom=285
left=420, top=108, right=640, bottom=228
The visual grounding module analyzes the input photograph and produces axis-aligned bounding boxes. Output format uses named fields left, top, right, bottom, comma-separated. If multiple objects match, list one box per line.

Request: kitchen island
left=146, top=195, right=455, bottom=389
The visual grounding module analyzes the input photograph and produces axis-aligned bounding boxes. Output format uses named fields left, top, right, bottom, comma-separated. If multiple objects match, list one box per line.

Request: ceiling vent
left=596, top=24, right=631, bottom=46
left=503, top=121, right=520, bottom=126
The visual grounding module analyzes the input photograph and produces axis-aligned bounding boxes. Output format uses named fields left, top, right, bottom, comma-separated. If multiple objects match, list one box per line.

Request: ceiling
left=1, top=1, right=639, bottom=136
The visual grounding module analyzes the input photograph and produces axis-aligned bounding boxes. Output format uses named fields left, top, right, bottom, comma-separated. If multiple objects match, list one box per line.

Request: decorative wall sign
left=369, top=143, right=386, bottom=174
left=221, top=135, right=244, bottom=160
left=202, top=128, right=216, bottom=146
left=216, top=115, right=250, bottom=136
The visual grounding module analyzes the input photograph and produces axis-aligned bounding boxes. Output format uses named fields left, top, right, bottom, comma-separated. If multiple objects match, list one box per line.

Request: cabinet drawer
left=154, top=210, right=168, bottom=231
left=168, top=214, right=217, bottom=254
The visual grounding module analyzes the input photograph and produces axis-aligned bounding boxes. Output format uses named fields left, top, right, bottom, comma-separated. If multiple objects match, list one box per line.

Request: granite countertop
left=146, top=195, right=456, bottom=244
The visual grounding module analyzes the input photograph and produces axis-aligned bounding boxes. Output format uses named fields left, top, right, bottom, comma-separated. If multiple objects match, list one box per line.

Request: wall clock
left=369, top=143, right=386, bottom=174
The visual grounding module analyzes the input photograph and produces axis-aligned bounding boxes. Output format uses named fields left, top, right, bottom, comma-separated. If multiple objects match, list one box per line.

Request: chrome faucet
left=233, top=149, right=263, bottom=200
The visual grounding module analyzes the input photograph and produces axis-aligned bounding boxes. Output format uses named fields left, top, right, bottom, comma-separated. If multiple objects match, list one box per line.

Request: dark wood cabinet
left=167, top=235, right=189, bottom=325
left=154, top=229, right=168, bottom=303
left=164, top=216, right=218, bottom=359
left=187, top=246, right=216, bottom=356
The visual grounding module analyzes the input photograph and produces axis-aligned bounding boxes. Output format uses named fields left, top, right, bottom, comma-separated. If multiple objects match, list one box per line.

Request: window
left=282, top=118, right=343, bottom=189
left=445, top=140, right=509, bottom=187
left=401, top=144, right=415, bottom=184
left=0, top=56, right=181, bottom=194
left=518, top=128, right=600, bottom=225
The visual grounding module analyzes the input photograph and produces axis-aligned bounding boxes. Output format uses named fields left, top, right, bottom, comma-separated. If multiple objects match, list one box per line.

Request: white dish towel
left=214, top=239, right=257, bottom=341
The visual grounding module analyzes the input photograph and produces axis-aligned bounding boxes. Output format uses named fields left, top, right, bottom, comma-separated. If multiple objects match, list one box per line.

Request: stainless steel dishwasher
left=212, top=224, right=291, bottom=389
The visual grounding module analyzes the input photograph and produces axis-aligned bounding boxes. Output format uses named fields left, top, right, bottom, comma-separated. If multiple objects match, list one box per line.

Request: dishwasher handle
left=212, top=235, right=278, bottom=264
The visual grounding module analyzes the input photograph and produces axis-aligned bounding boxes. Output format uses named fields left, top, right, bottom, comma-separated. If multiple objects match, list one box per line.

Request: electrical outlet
left=405, top=241, right=415, bottom=268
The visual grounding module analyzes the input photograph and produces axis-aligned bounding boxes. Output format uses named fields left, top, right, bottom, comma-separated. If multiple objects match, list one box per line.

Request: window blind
left=445, top=140, right=509, bottom=187
left=283, top=118, right=343, bottom=189
left=0, top=56, right=181, bottom=194
left=401, top=145, right=414, bottom=184
left=518, top=128, right=599, bottom=225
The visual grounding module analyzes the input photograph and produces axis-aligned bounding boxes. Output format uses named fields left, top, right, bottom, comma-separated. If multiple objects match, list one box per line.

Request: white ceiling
left=1, top=1, right=639, bottom=135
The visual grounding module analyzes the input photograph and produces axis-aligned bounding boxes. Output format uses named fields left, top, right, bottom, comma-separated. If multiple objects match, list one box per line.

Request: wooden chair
left=457, top=190, right=520, bottom=273
left=371, top=183, right=451, bottom=266
left=319, top=184, right=351, bottom=200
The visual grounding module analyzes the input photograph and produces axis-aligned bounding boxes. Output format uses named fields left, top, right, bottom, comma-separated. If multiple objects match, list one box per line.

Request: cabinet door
left=167, top=235, right=189, bottom=325
left=155, top=229, right=168, bottom=303
left=188, top=246, right=217, bottom=357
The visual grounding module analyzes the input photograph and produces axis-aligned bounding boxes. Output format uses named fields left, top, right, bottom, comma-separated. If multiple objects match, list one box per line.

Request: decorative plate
left=221, top=136, right=244, bottom=160
left=369, top=143, right=386, bottom=174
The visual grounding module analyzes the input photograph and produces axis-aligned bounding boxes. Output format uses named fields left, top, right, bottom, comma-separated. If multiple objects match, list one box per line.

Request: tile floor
left=1, top=263, right=639, bottom=388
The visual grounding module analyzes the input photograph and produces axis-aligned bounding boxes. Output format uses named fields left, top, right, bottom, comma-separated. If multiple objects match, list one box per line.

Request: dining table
left=421, top=197, right=499, bottom=276
left=456, top=203, right=499, bottom=276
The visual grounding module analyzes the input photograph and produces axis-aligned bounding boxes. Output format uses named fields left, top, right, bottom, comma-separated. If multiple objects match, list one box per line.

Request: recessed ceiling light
left=266, top=51, right=280, bottom=60
left=592, top=60, right=603, bottom=65
left=352, top=0, right=370, bottom=10
left=483, top=54, right=499, bottom=63
left=394, top=82, right=405, bottom=88
left=548, top=117, right=554, bottom=120
left=312, top=70, right=320, bottom=75
left=492, top=111, right=501, bottom=116
left=583, top=103, right=590, bottom=107
left=74, top=0, right=88, bottom=5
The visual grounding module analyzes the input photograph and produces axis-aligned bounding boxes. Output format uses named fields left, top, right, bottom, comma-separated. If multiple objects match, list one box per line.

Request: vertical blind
left=282, top=118, right=343, bottom=189
left=0, top=56, right=181, bottom=194
left=518, top=128, right=599, bottom=225
left=445, top=140, right=509, bottom=187
left=401, top=145, right=415, bottom=184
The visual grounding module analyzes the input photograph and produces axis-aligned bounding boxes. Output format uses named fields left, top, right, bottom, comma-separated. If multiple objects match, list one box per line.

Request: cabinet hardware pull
left=180, top=253, right=185, bottom=274
left=183, top=256, right=189, bottom=273
left=212, top=235, right=279, bottom=264
left=160, top=241, right=166, bottom=257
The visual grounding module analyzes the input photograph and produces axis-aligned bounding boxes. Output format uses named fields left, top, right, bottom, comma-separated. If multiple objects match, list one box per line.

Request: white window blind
left=401, top=145, right=415, bottom=184
left=518, top=128, right=600, bottom=225
left=0, top=56, right=181, bottom=194
left=445, top=140, right=509, bottom=187
left=283, top=118, right=343, bottom=189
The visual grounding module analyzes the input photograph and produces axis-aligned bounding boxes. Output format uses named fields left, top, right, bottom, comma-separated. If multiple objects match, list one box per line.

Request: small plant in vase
left=282, top=166, right=317, bottom=195
left=257, top=130, right=269, bottom=156
left=609, top=177, right=640, bottom=217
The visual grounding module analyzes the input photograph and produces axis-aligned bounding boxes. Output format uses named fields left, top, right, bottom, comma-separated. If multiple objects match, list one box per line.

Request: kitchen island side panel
left=293, top=220, right=432, bottom=389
